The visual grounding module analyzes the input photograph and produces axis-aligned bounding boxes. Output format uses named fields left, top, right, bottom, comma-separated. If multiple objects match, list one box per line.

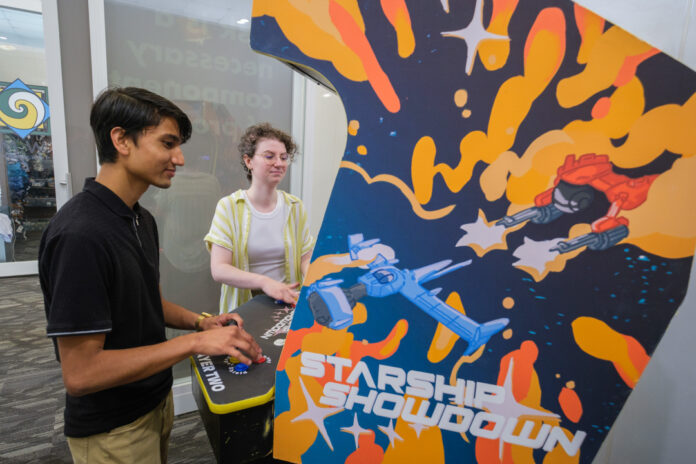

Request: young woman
left=205, top=123, right=314, bottom=313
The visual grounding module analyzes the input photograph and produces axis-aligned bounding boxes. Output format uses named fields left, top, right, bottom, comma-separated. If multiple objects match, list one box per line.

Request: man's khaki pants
left=67, top=391, right=174, bottom=464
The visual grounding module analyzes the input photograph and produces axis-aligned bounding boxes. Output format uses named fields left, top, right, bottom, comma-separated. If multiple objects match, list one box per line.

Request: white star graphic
left=408, top=421, right=429, bottom=438
left=441, top=0, right=450, bottom=13
left=441, top=0, right=510, bottom=74
left=291, top=376, right=343, bottom=451
left=486, top=359, right=560, bottom=458
left=512, top=236, right=563, bottom=274
left=341, top=413, right=370, bottom=449
left=456, top=216, right=507, bottom=250
left=488, top=358, right=560, bottom=420
left=378, top=419, right=404, bottom=449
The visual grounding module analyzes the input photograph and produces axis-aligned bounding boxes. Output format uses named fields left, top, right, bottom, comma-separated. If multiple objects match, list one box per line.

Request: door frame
left=0, top=0, right=70, bottom=277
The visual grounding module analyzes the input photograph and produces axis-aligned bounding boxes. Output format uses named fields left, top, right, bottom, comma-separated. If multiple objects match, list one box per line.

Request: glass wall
left=103, top=0, right=295, bottom=381
left=0, top=5, right=55, bottom=267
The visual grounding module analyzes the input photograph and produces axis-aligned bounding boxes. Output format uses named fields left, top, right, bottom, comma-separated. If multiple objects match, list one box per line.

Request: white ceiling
left=109, top=0, right=252, bottom=29
left=0, top=0, right=253, bottom=52
left=0, top=5, right=44, bottom=50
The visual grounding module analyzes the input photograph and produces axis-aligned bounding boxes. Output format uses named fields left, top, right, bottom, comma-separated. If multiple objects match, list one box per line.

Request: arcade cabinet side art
left=250, top=1, right=696, bottom=463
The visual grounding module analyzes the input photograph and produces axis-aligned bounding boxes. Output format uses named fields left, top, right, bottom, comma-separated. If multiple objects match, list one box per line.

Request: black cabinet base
left=192, top=363, right=275, bottom=463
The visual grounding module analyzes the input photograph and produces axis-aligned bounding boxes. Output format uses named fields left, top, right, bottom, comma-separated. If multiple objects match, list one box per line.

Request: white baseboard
left=0, top=260, right=38, bottom=277
left=172, top=379, right=197, bottom=415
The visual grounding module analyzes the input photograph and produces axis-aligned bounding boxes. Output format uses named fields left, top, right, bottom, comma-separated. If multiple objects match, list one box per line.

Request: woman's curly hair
left=238, top=122, right=297, bottom=182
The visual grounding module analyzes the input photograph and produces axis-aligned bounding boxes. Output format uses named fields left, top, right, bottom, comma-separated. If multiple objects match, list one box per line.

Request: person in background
left=39, top=87, right=261, bottom=464
left=205, top=123, right=314, bottom=313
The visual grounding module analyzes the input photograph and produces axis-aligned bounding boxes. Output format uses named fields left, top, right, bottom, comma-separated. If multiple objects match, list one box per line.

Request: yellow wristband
left=194, top=312, right=213, bottom=331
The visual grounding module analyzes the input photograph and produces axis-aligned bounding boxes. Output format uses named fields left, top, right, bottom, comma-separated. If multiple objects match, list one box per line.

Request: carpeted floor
left=0, top=276, right=217, bottom=463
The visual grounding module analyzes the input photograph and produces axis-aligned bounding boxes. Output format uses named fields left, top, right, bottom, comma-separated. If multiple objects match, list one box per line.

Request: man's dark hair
left=238, top=122, right=297, bottom=182
left=90, top=87, right=193, bottom=164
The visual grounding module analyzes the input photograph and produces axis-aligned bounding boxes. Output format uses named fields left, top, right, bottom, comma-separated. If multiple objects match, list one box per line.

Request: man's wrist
left=194, top=312, right=213, bottom=331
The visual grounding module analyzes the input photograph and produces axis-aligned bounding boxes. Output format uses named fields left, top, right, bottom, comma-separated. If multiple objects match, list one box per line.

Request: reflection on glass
left=0, top=7, right=54, bottom=264
left=105, top=0, right=295, bottom=381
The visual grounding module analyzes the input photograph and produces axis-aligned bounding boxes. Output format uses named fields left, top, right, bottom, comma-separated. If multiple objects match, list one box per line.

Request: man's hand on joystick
left=225, top=318, right=266, bottom=364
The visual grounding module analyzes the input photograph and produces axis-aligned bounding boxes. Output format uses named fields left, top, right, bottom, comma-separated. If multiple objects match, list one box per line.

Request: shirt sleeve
left=204, top=197, right=237, bottom=253
left=297, top=200, right=315, bottom=256
left=41, top=232, right=113, bottom=337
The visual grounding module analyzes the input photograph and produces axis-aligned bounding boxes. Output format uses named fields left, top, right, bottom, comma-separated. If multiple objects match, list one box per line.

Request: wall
left=0, top=48, right=46, bottom=85
left=55, top=0, right=96, bottom=197
left=301, top=83, right=346, bottom=238
left=301, top=1, right=696, bottom=462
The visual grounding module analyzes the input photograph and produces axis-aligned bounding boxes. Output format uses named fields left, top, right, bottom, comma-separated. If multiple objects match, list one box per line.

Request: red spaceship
left=498, top=153, right=658, bottom=253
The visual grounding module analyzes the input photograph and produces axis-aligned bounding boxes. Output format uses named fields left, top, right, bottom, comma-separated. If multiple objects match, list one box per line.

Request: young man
left=39, top=87, right=261, bottom=463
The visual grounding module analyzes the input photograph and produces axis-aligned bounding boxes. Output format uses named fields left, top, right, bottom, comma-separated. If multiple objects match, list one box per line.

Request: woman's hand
left=261, top=277, right=300, bottom=304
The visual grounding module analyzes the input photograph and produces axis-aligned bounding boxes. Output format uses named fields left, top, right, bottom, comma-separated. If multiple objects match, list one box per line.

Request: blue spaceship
left=307, top=234, right=510, bottom=355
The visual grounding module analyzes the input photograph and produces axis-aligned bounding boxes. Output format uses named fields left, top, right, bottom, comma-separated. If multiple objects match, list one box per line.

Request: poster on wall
left=0, top=79, right=51, bottom=138
left=250, top=1, right=696, bottom=462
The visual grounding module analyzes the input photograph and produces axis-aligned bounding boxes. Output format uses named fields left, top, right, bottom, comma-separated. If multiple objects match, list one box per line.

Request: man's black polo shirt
left=39, top=178, right=172, bottom=438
